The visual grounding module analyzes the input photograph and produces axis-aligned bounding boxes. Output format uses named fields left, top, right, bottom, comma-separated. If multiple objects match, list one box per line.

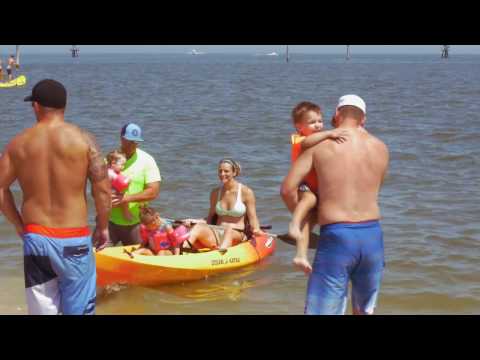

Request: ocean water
left=1, top=53, right=479, bottom=314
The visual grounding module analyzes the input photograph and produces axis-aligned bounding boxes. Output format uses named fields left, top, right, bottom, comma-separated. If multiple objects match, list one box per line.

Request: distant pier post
left=70, top=45, right=80, bottom=58
left=346, top=45, right=350, bottom=60
left=441, top=45, right=450, bottom=59
left=286, top=45, right=289, bottom=63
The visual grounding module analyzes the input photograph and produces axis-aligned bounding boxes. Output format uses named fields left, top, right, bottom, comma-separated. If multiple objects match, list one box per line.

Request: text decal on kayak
left=211, top=257, right=240, bottom=266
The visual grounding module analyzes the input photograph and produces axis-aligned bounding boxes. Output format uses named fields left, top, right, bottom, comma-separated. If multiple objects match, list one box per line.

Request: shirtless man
left=6, top=55, right=16, bottom=81
left=281, top=95, right=389, bottom=315
left=0, top=79, right=111, bottom=315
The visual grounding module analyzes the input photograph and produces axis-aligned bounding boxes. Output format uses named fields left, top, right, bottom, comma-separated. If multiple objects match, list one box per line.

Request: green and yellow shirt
left=109, top=148, right=161, bottom=226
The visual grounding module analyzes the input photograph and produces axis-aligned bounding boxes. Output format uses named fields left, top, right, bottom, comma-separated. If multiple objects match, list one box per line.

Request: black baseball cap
left=24, top=79, right=67, bottom=109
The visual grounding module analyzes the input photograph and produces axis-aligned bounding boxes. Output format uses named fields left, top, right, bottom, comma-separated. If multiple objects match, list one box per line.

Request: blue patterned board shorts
left=23, top=224, right=96, bottom=315
left=305, top=220, right=384, bottom=315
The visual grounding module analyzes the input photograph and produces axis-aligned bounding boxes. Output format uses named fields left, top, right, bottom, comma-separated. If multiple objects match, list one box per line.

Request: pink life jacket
left=111, top=172, right=130, bottom=193
left=139, top=224, right=191, bottom=254
left=140, top=224, right=171, bottom=254
left=168, top=225, right=190, bottom=247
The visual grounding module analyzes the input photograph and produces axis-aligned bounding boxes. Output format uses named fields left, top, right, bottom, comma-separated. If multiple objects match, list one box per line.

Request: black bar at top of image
left=4, top=6, right=480, bottom=44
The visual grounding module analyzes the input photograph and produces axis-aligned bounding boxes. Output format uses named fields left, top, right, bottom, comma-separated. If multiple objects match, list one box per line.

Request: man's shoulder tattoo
left=82, top=129, right=107, bottom=183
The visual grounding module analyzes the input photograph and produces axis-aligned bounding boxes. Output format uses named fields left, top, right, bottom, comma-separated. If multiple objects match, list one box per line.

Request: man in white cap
left=281, top=95, right=389, bottom=315
left=100, top=122, right=162, bottom=247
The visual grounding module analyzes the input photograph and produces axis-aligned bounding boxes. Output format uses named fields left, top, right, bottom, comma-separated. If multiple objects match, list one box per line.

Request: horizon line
left=8, top=51, right=480, bottom=55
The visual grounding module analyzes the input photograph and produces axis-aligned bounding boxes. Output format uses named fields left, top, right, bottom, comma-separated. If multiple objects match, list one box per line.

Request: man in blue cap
left=102, top=123, right=162, bottom=247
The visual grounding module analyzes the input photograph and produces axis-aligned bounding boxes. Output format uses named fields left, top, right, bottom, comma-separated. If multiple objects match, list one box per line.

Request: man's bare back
left=5, top=120, right=98, bottom=228
left=312, top=128, right=388, bottom=225
left=281, top=126, right=388, bottom=226
left=0, top=81, right=111, bottom=238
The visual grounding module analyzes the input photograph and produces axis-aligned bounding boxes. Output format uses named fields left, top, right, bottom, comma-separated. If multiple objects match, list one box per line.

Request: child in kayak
left=106, top=150, right=132, bottom=222
left=288, top=101, right=349, bottom=274
left=135, top=206, right=190, bottom=256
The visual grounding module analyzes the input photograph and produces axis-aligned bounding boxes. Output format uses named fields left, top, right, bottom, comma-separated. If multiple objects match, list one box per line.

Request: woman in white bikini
left=183, top=158, right=264, bottom=253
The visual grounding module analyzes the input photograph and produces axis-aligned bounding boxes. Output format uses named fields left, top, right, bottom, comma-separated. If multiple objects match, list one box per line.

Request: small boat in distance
left=189, top=49, right=205, bottom=55
left=266, top=52, right=279, bottom=56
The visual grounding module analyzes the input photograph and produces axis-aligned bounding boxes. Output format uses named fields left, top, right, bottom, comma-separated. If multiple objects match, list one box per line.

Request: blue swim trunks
left=23, top=224, right=96, bottom=315
left=305, top=220, right=384, bottom=315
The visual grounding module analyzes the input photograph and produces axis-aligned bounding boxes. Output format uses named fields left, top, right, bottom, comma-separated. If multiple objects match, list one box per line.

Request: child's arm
left=301, top=129, right=350, bottom=150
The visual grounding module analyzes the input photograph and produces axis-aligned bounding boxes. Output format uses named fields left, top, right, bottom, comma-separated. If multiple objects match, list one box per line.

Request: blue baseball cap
left=120, top=123, right=144, bottom=142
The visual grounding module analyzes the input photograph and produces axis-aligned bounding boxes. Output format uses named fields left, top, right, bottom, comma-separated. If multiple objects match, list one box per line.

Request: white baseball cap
left=336, top=94, right=366, bottom=115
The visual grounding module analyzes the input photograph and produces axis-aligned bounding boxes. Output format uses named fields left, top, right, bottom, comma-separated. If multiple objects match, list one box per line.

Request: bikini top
left=215, top=183, right=247, bottom=218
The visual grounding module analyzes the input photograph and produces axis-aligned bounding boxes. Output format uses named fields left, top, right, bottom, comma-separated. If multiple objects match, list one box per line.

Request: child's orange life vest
left=291, top=134, right=318, bottom=193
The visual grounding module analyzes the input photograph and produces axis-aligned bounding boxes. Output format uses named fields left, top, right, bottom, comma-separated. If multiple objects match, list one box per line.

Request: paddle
left=15, top=45, right=20, bottom=68
left=275, top=232, right=320, bottom=249
left=123, top=248, right=134, bottom=259
left=170, top=218, right=272, bottom=232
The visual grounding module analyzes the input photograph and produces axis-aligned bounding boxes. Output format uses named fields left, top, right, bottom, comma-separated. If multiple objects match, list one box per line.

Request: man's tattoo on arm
left=84, top=131, right=108, bottom=183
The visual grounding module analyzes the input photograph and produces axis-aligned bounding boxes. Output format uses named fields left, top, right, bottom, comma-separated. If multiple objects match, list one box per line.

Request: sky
left=0, top=45, right=479, bottom=55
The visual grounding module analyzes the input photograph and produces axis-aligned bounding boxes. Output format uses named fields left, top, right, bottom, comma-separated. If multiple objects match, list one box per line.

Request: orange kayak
left=95, top=233, right=276, bottom=287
